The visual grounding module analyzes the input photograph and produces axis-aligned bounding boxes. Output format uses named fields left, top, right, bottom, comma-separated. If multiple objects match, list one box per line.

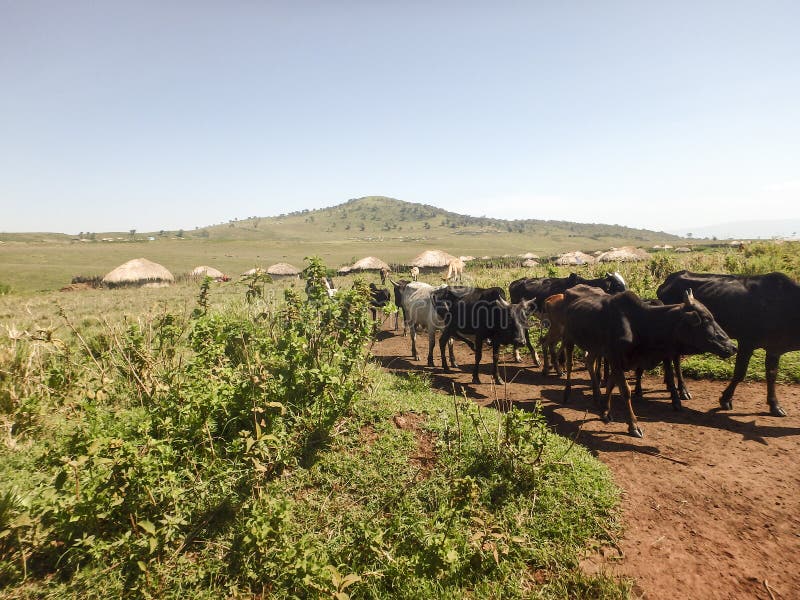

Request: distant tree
left=359, top=223, right=365, bottom=231
left=129, top=229, right=136, bottom=240
left=177, top=229, right=184, bottom=238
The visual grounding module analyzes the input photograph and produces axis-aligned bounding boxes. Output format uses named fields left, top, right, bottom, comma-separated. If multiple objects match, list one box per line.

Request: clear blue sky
left=2, top=1, right=798, bottom=234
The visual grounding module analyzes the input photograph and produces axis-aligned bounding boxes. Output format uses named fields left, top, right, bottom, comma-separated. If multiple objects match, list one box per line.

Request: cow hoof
left=451, top=361, right=459, bottom=368
left=632, top=392, right=643, bottom=402
left=601, top=411, right=612, bottom=424
left=719, top=399, right=733, bottom=411
left=770, top=404, right=787, bottom=417
left=427, top=360, right=435, bottom=367
left=671, top=400, right=683, bottom=411
left=472, top=377, right=481, bottom=385
left=494, top=378, right=504, bottom=386
left=629, top=425, right=644, bottom=438
left=680, top=390, right=692, bottom=401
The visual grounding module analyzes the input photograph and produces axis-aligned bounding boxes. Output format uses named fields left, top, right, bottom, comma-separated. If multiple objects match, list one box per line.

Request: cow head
left=677, top=289, right=737, bottom=358
left=606, top=271, right=627, bottom=293
left=506, top=300, right=532, bottom=346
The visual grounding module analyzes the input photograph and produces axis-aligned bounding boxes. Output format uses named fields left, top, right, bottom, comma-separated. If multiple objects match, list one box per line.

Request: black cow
left=657, top=270, right=800, bottom=416
left=433, top=286, right=534, bottom=384
left=561, top=285, right=736, bottom=437
left=368, top=283, right=391, bottom=322
left=509, top=271, right=627, bottom=364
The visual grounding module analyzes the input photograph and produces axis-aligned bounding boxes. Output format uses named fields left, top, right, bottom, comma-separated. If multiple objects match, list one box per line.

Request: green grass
left=0, top=276, right=628, bottom=598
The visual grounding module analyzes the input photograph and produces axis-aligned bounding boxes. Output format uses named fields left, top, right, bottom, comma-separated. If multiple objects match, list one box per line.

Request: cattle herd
left=364, top=269, right=800, bottom=438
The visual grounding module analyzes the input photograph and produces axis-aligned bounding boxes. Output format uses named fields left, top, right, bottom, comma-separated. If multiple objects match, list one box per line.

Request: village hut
left=102, top=258, right=174, bottom=288
left=409, top=249, right=458, bottom=270
left=675, top=247, right=692, bottom=253
left=459, top=255, right=476, bottom=262
left=241, top=267, right=265, bottom=277
left=191, top=265, right=226, bottom=280
left=554, top=251, right=596, bottom=266
left=266, top=262, right=301, bottom=278
left=597, top=246, right=650, bottom=263
left=337, top=266, right=352, bottom=275
left=349, top=256, right=391, bottom=272
left=480, top=255, right=492, bottom=260
left=521, top=259, right=539, bottom=268
left=518, top=252, right=540, bottom=260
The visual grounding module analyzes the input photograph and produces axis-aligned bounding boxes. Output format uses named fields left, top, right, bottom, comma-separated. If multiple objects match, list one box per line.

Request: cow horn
left=683, top=288, right=695, bottom=304
left=496, top=298, right=511, bottom=308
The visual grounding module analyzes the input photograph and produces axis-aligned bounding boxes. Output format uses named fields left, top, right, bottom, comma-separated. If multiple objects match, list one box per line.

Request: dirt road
left=371, top=325, right=800, bottom=599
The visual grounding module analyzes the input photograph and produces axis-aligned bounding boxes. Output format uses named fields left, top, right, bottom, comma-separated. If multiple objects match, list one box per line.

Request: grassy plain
left=1, top=196, right=681, bottom=293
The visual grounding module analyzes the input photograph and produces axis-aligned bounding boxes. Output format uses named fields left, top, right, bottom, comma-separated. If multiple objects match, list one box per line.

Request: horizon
left=2, top=2, right=799, bottom=234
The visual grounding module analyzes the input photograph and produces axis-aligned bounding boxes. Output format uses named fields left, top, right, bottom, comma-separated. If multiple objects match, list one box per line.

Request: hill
left=201, top=196, right=680, bottom=246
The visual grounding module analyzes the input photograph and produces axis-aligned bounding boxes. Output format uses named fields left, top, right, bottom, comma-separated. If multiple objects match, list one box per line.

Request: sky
left=1, top=0, right=799, bottom=234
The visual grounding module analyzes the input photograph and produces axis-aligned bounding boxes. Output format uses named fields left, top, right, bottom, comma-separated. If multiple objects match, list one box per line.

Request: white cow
left=394, top=281, right=456, bottom=366
left=410, top=266, right=420, bottom=281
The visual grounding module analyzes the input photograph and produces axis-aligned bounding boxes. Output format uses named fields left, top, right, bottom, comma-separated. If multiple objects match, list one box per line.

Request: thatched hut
left=521, top=259, right=539, bottom=268
left=337, top=266, right=352, bottom=275
left=241, top=267, right=265, bottom=277
left=349, top=256, right=391, bottom=272
left=675, top=247, right=692, bottom=253
left=597, top=247, right=650, bottom=263
left=191, top=265, right=226, bottom=280
left=459, top=255, right=476, bottom=262
left=518, top=252, right=540, bottom=260
left=409, top=249, right=458, bottom=269
left=102, top=258, right=174, bottom=288
left=266, top=263, right=301, bottom=277
left=554, top=251, right=596, bottom=266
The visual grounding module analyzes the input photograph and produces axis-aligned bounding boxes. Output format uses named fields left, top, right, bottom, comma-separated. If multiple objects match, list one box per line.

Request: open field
left=2, top=242, right=799, bottom=598
left=1, top=196, right=683, bottom=293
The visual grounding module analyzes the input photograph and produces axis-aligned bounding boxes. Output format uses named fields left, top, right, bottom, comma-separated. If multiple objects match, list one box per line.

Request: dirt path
left=371, top=323, right=800, bottom=599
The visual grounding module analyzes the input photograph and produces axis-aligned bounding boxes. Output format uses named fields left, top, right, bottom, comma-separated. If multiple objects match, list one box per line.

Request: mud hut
left=521, top=259, right=539, bottom=268
left=102, top=258, right=174, bottom=288
left=191, top=265, right=226, bottom=280
left=266, top=263, right=301, bottom=278
left=349, top=256, right=391, bottom=272
left=518, top=252, right=540, bottom=260
left=241, top=267, right=265, bottom=277
left=675, top=247, right=692, bottom=253
left=409, top=249, right=458, bottom=270
left=597, top=247, right=650, bottom=263
left=337, top=266, right=352, bottom=275
left=554, top=251, right=596, bottom=266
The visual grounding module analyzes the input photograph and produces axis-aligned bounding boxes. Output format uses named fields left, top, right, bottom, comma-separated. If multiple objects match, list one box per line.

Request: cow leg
left=562, top=342, right=574, bottom=402
left=491, top=340, right=504, bottom=385
left=608, top=369, right=643, bottom=438
left=526, top=329, right=542, bottom=367
left=587, top=352, right=602, bottom=405
left=427, top=329, right=436, bottom=367
left=472, top=335, right=484, bottom=384
left=633, top=367, right=644, bottom=400
left=719, top=345, right=753, bottom=410
left=410, top=325, right=419, bottom=361
left=765, top=352, right=787, bottom=417
left=540, top=333, right=551, bottom=375
left=448, top=338, right=458, bottom=369
left=513, top=346, right=523, bottom=363
left=439, top=330, right=452, bottom=373
left=663, top=359, right=682, bottom=410
left=674, top=356, right=691, bottom=400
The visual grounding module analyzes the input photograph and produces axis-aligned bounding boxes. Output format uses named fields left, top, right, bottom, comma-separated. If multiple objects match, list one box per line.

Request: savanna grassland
left=2, top=210, right=800, bottom=598
left=0, top=196, right=680, bottom=294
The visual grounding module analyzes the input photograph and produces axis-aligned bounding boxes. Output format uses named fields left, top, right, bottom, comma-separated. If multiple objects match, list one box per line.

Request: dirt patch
left=393, top=412, right=437, bottom=476
left=372, top=325, right=800, bottom=599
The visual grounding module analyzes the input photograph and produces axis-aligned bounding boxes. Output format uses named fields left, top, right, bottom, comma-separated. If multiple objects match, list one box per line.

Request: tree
left=129, top=229, right=136, bottom=240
